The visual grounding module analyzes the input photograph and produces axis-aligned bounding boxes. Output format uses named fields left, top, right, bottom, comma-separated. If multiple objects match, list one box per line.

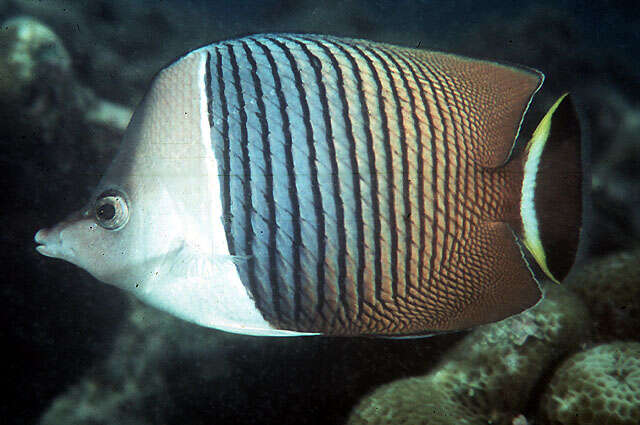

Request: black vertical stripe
left=424, top=63, right=480, bottom=299
left=393, top=53, right=432, bottom=299
left=414, top=58, right=471, bottom=298
left=296, top=38, right=396, bottom=327
left=204, top=52, right=214, bottom=130
left=375, top=48, right=427, bottom=296
left=240, top=41, right=282, bottom=322
left=400, top=53, right=441, bottom=301
left=419, top=61, right=464, bottom=253
left=271, top=36, right=327, bottom=321
left=226, top=44, right=259, bottom=304
left=296, top=37, right=350, bottom=321
left=303, top=37, right=364, bottom=319
left=360, top=46, right=411, bottom=305
left=402, top=55, right=456, bottom=301
left=347, top=41, right=400, bottom=305
left=284, top=37, right=348, bottom=328
left=250, top=39, right=303, bottom=322
left=395, top=51, right=454, bottom=305
left=323, top=39, right=379, bottom=317
left=214, top=49, right=235, bottom=255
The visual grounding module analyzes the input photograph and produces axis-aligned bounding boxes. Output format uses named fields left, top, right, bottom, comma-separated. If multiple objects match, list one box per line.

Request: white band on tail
left=520, top=94, right=568, bottom=284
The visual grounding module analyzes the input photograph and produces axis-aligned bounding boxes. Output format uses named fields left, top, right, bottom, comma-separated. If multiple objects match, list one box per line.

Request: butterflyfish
left=34, top=34, right=582, bottom=336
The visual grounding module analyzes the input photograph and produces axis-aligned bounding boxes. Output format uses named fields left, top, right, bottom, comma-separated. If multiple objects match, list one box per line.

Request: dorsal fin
left=381, top=43, right=544, bottom=168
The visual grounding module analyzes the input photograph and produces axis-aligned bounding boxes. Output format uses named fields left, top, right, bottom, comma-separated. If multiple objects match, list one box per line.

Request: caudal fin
left=520, top=94, right=582, bottom=283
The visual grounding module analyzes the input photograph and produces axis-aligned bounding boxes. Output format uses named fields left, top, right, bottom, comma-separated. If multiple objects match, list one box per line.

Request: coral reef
left=0, top=15, right=131, bottom=134
left=5, top=0, right=235, bottom=104
left=565, top=249, right=640, bottom=342
left=540, top=342, right=640, bottom=425
left=0, top=16, right=71, bottom=100
left=348, top=286, right=590, bottom=425
left=1, top=2, right=637, bottom=424
left=349, top=249, right=640, bottom=425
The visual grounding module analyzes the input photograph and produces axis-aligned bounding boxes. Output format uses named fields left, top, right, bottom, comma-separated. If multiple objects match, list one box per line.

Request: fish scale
left=35, top=33, right=582, bottom=337
left=213, top=35, right=513, bottom=332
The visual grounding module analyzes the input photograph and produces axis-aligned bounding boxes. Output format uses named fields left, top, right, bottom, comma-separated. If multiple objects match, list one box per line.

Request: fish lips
left=34, top=208, right=92, bottom=261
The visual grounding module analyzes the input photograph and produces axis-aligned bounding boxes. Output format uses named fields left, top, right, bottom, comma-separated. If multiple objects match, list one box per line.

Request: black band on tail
left=535, top=95, right=582, bottom=281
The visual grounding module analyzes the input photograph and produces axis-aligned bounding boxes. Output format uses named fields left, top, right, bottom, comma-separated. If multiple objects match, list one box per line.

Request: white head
left=34, top=102, right=189, bottom=293
left=35, top=44, right=220, bottom=306
left=34, top=49, right=308, bottom=336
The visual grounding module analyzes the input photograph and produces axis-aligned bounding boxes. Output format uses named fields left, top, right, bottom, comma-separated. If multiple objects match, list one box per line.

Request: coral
left=84, top=96, right=132, bottom=131
left=565, top=249, right=640, bottom=342
left=3, top=2, right=636, bottom=424
left=349, top=379, right=487, bottom=425
left=0, top=15, right=71, bottom=101
left=539, top=342, right=640, bottom=425
left=6, top=0, right=225, bottom=105
left=348, top=286, right=590, bottom=425
left=0, top=15, right=131, bottom=136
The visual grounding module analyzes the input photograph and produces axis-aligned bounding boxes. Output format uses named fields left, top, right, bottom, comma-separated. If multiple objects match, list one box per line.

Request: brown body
left=202, top=35, right=581, bottom=335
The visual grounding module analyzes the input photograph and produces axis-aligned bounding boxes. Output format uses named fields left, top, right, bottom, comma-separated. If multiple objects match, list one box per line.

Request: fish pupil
left=97, top=203, right=116, bottom=221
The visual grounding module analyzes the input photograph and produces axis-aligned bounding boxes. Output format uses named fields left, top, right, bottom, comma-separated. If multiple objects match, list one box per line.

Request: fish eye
left=94, top=190, right=129, bottom=230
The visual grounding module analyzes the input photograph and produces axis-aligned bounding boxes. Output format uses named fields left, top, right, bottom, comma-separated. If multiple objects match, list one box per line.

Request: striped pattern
left=199, top=34, right=544, bottom=335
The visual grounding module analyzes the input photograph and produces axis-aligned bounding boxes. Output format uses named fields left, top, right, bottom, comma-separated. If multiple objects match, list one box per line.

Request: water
left=2, top=1, right=638, bottom=424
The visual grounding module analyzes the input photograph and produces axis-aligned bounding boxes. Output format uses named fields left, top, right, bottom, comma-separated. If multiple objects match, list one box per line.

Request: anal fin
left=440, top=221, right=542, bottom=330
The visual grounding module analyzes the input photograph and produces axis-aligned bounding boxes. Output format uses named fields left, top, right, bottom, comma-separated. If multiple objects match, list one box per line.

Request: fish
left=34, top=34, right=582, bottom=337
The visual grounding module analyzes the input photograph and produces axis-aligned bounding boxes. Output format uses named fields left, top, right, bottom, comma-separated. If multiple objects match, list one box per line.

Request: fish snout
left=34, top=226, right=64, bottom=259
left=34, top=208, right=90, bottom=259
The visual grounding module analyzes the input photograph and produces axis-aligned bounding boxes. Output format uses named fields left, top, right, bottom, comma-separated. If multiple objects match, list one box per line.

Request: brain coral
left=348, top=286, right=589, bottom=425
left=540, top=342, right=640, bottom=425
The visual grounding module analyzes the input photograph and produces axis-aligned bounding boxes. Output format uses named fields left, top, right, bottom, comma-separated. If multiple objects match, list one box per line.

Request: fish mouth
left=34, top=228, right=63, bottom=259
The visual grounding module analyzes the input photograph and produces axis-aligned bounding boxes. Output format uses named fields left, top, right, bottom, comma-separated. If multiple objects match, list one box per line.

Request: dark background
left=1, top=1, right=638, bottom=424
